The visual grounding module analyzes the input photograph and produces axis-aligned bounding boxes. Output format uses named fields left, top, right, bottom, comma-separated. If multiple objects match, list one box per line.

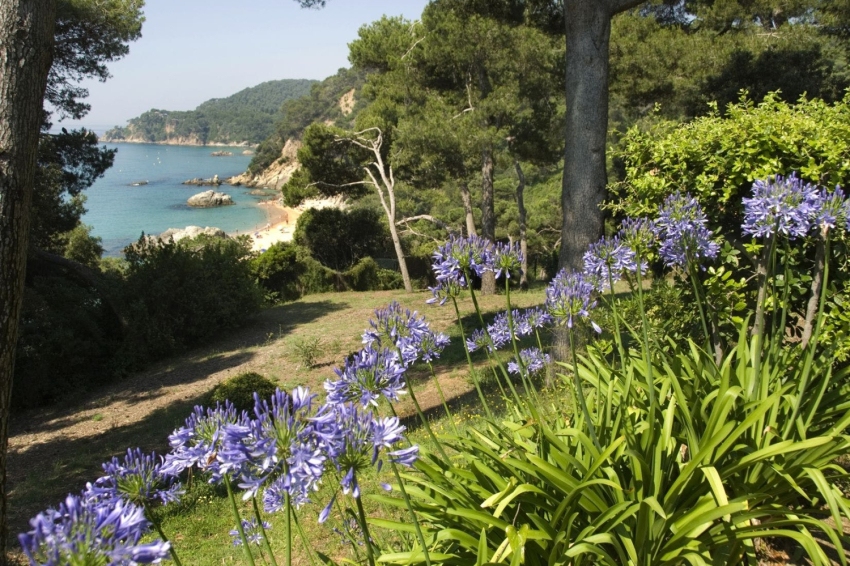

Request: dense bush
left=294, top=207, right=391, bottom=271
left=119, top=234, right=262, bottom=366
left=250, top=242, right=305, bottom=302
left=207, top=372, right=278, bottom=413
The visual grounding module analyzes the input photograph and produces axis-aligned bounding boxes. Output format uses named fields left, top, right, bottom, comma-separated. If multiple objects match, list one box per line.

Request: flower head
left=811, top=186, right=847, bottom=233
left=363, top=302, right=449, bottom=365
left=431, top=235, right=494, bottom=283
left=230, top=518, right=271, bottom=547
left=582, top=235, right=639, bottom=289
left=617, top=217, right=657, bottom=257
left=19, top=494, right=170, bottom=566
left=545, top=269, right=600, bottom=331
left=742, top=173, right=819, bottom=239
left=655, top=193, right=719, bottom=267
left=325, top=347, right=407, bottom=408
left=507, top=347, right=551, bottom=378
left=90, top=448, right=183, bottom=507
left=492, top=241, right=523, bottom=280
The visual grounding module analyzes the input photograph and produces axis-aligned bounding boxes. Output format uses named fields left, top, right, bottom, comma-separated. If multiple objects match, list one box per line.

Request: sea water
left=82, top=143, right=273, bottom=256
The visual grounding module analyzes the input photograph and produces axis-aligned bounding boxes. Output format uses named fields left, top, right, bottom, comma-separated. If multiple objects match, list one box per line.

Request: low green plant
left=288, top=336, right=324, bottom=369
left=208, top=372, right=278, bottom=413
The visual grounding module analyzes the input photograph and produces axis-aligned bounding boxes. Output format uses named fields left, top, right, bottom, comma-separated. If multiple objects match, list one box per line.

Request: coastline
left=229, top=199, right=303, bottom=252
left=100, top=139, right=258, bottom=149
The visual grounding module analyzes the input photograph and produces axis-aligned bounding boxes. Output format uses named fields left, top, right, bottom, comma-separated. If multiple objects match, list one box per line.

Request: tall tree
left=0, top=4, right=57, bottom=562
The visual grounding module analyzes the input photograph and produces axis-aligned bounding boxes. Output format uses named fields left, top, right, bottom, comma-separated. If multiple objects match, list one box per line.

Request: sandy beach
left=231, top=199, right=303, bottom=252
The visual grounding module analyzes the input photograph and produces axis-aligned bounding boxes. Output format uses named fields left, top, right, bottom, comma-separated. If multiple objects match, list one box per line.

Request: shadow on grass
left=7, top=391, right=211, bottom=553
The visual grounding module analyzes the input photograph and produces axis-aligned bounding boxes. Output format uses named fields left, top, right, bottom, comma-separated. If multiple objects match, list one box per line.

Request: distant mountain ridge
left=103, top=79, right=317, bottom=146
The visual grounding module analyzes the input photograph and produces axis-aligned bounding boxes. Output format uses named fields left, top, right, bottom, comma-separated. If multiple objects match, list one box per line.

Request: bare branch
left=401, top=35, right=425, bottom=60
left=396, top=214, right=451, bottom=231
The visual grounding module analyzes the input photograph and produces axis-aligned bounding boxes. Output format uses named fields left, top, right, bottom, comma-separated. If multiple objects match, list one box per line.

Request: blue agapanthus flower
left=507, top=347, right=551, bottom=377
left=325, top=346, right=407, bottom=408
left=655, top=193, right=719, bottom=267
left=492, top=241, right=523, bottom=280
left=431, top=235, right=494, bottom=283
left=486, top=312, right=512, bottom=351
left=312, top=403, right=417, bottom=522
left=425, top=280, right=463, bottom=306
left=545, top=269, right=601, bottom=332
left=811, top=186, right=848, bottom=232
left=363, top=301, right=450, bottom=366
left=583, top=235, right=639, bottom=289
left=465, top=328, right=490, bottom=353
left=90, top=448, right=183, bottom=508
left=522, top=307, right=554, bottom=331
left=617, top=217, right=657, bottom=256
left=742, top=173, right=819, bottom=239
left=230, top=518, right=271, bottom=547
left=162, top=400, right=251, bottom=483
left=19, top=494, right=170, bottom=566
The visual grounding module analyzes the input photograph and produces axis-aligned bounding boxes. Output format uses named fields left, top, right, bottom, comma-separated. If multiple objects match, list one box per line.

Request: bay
left=82, top=143, right=274, bottom=256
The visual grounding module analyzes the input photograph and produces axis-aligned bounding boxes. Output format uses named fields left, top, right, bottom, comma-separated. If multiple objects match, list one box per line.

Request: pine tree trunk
left=514, top=160, right=528, bottom=290
left=459, top=182, right=477, bottom=237
left=480, top=148, right=496, bottom=295
left=387, top=218, right=413, bottom=293
left=0, top=1, right=56, bottom=561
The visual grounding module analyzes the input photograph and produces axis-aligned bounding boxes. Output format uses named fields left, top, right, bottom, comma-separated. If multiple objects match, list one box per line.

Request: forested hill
left=102, top=79, right=316, bottom=146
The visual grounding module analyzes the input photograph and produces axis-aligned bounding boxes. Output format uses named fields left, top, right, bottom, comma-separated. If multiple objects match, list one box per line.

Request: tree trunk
left=459, top=182, right=477, bottom=237
left=0, top=1, right=56, bottom=560
left=559, top=0, right=643, bottom=271
left=480, top=147, right=496, bottom=295
left=514, top=159, right=529, bottom=290
left=387, top=216, right=413, bottom=293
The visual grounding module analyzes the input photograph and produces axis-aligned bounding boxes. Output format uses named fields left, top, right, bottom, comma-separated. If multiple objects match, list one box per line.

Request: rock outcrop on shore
left=158, top=226, right=228, bottom=242
left=228, top=138, right=301, bottom=190
left=187, top=190, right=234, bottom=207
left=183, top=175, right=222, bottom=186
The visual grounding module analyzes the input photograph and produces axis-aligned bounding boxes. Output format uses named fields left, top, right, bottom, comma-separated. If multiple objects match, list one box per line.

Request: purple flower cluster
left=229, top=518, right=271, bottom=547
left=583, top=235, right=639, bottom=289
left=493, top=241, right=523, bottom=280
left=362, top=301, right=449, bottom=365
left=89, top=448, right=183, bottom=508
left=507, top=348, right=550, bottom=378
left=19, top=494, right=170, bottom=565
left=743, top=173, right=819, bottom=239
left=326, top=347, right=407, bottom=408
left=654, top=193, right=719, bottom=267
left=545, top=269, right=601, bottom=332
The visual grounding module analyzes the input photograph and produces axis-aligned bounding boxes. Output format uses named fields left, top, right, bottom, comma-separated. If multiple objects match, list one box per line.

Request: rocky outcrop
left=339, top=88, right=356, bottom=116
left=158, top=226, right=228, bottom=242
left=228, top=138, right=301, bottom=190
left=183, top=175, right=222, bottom=186
left=187, top=190, right=234, bottom=207
left=210, top=151, right=233, bottom=156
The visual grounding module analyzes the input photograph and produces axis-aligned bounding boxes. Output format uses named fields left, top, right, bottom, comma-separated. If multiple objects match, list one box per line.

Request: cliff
left=229, top=138, right=301, bottom=189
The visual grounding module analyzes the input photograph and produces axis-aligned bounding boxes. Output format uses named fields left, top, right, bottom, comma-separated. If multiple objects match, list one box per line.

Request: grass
left=7, top=285, right=549, bottom=565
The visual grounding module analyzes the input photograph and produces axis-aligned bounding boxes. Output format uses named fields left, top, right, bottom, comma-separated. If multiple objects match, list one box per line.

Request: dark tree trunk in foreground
left=0, top=1, right=56, bottom=560
left=559, top=0, right=642, bottom=271
left=480, top=147, right=496, bottom=294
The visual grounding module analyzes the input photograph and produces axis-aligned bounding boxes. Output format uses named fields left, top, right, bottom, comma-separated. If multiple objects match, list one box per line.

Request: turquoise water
left=82, top=143, right=272, bottom=256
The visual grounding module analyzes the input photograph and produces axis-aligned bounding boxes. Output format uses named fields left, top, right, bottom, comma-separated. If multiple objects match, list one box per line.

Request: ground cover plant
left=14, top=173, right=850, bottom=565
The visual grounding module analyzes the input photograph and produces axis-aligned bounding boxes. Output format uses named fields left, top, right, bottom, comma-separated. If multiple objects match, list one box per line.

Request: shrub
left=250, top=241, right=305, bottom=302
left=293, top=207, right=390, bottom=271
left=118, top=234, right=262, bottom=366
left=287, top=336, right=323, bottom=369
left=208, top=372, right=277, bottom=413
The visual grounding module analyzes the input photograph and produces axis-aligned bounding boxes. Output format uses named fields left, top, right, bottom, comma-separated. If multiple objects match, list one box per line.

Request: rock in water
left=187, top=189, right=234, bottom=207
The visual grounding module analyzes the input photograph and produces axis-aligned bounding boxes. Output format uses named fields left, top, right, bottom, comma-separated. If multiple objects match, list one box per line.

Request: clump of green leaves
left=288, top=336, right=324, bottom=369
left=208, top=372, right=277, bottom=413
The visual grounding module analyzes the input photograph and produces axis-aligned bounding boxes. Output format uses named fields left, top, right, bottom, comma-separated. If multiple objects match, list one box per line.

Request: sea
left=81, top=142, right=274, bottom=256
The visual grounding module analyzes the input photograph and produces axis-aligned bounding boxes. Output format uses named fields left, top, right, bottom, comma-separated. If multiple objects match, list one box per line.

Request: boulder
left=158, top=226, right=227, bottom=242
left=187, top=189, right=234, bottom=207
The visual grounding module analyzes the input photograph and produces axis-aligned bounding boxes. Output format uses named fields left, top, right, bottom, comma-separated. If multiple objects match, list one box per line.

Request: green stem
left=291, top=508, right=320, bottom=566
left=467, top=275, right=517, bottom=404
left=251, top=497, right=279, bottom=566
left=606, top=271, right=626, bottom=368
left=353, top=486, right=377, bottom=566
left=225, top=478, right=256, bottom=566
left=686, top=261, right=711, bottom=351
left=568, top=327, right=600, bottom=449
left=505, top=277, right=540, bottom=405
left=391, top=462, right=432, bottom=566
left=451, top=296, right=494, bottom=420
left=635, top=260, right=656, bottom=411
left=428, top=362, right=458, bottom=435
left=284, top=492, right=292, bottom=566
left=146, top=507, right=183, bottom=566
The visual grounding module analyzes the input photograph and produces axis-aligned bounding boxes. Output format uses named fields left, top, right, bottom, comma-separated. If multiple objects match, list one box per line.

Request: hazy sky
left=58, top=0, right=430, bottom=130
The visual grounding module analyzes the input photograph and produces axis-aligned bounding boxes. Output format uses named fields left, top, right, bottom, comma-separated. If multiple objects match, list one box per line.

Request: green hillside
left=103, top=79, right=316, bottom=145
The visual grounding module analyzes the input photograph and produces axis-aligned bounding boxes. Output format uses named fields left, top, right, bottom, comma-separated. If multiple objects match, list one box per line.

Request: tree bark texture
left=0, top=1, right=55, bottom=560
left=514, top=160, right=528, bottom=290
left=480, top=148, right=496, bottom=294
left=559, top=0, right=642, bottom=271
left=459, top=182, right=477, bottom=237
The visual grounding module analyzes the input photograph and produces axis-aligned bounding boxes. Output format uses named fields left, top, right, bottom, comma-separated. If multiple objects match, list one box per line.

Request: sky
left=57, top=0, right=431, bottom=131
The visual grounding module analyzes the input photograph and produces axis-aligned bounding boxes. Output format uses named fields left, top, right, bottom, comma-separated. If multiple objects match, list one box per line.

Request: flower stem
left=568, top=327, right=599, bottom=449
left=290, top=507, right=320, bottom=566
left=284, top=492, right=292, bottom=566
left=428, top=362, right=458, bottom=435
left=225, top=478, right=256, bottom=566
left=353, top=483, right=377, bottom=566
left=391, top=461, right=432, bottom=566
left=145, top=507, right=183, bottom=566
left=505, top=278, right=539, bottom=405
left=451, top=296, right=494, bottom=420
left=251, top=497, right=279, bottom=566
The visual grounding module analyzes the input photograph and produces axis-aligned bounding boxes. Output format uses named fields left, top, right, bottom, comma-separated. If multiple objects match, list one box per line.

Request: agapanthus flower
left=511, top=309, right=533, bottom=337
left=221, top=388, right=325, bottom=509
left=416, top=331, right=450, bottom=363
left=811, top=186, right=847, bottom=233
left=465, top=328, right=490, bottom=353
left=486, top=312, right=512, bottom=351
left=19, top=494, right=170, bottom=566
left=162, top=400, right=250, bottom=483
left=617, top=217, right=657, bottom=256
left=492, top=241, right=523, bottom=280
left=522, top=307, right=554, bottom=330
left=507, top=347, right=551, bottom=377
left=545, top=269, right=601, bottom=332
left=313, top=403, right=417, bottom=503
left=363, top=302, right=449, bottom=366
left=431, top=235, right=494, bottom=283
left=90, top=448, right=183, bottom=508
left=229, top=518, right=271, bottom=547
left=655, top=193, right=719, bottom=267
left=582, top=235, right=638, bottom=289
left=325, top=346, right=407, bottom=408
left=742, top=173, right=819, bottom=239
left=425, top=280, right=462, bottom=306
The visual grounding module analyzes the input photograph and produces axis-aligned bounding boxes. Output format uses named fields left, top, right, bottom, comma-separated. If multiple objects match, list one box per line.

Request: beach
left=242, top=199, right=303, bottom=252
